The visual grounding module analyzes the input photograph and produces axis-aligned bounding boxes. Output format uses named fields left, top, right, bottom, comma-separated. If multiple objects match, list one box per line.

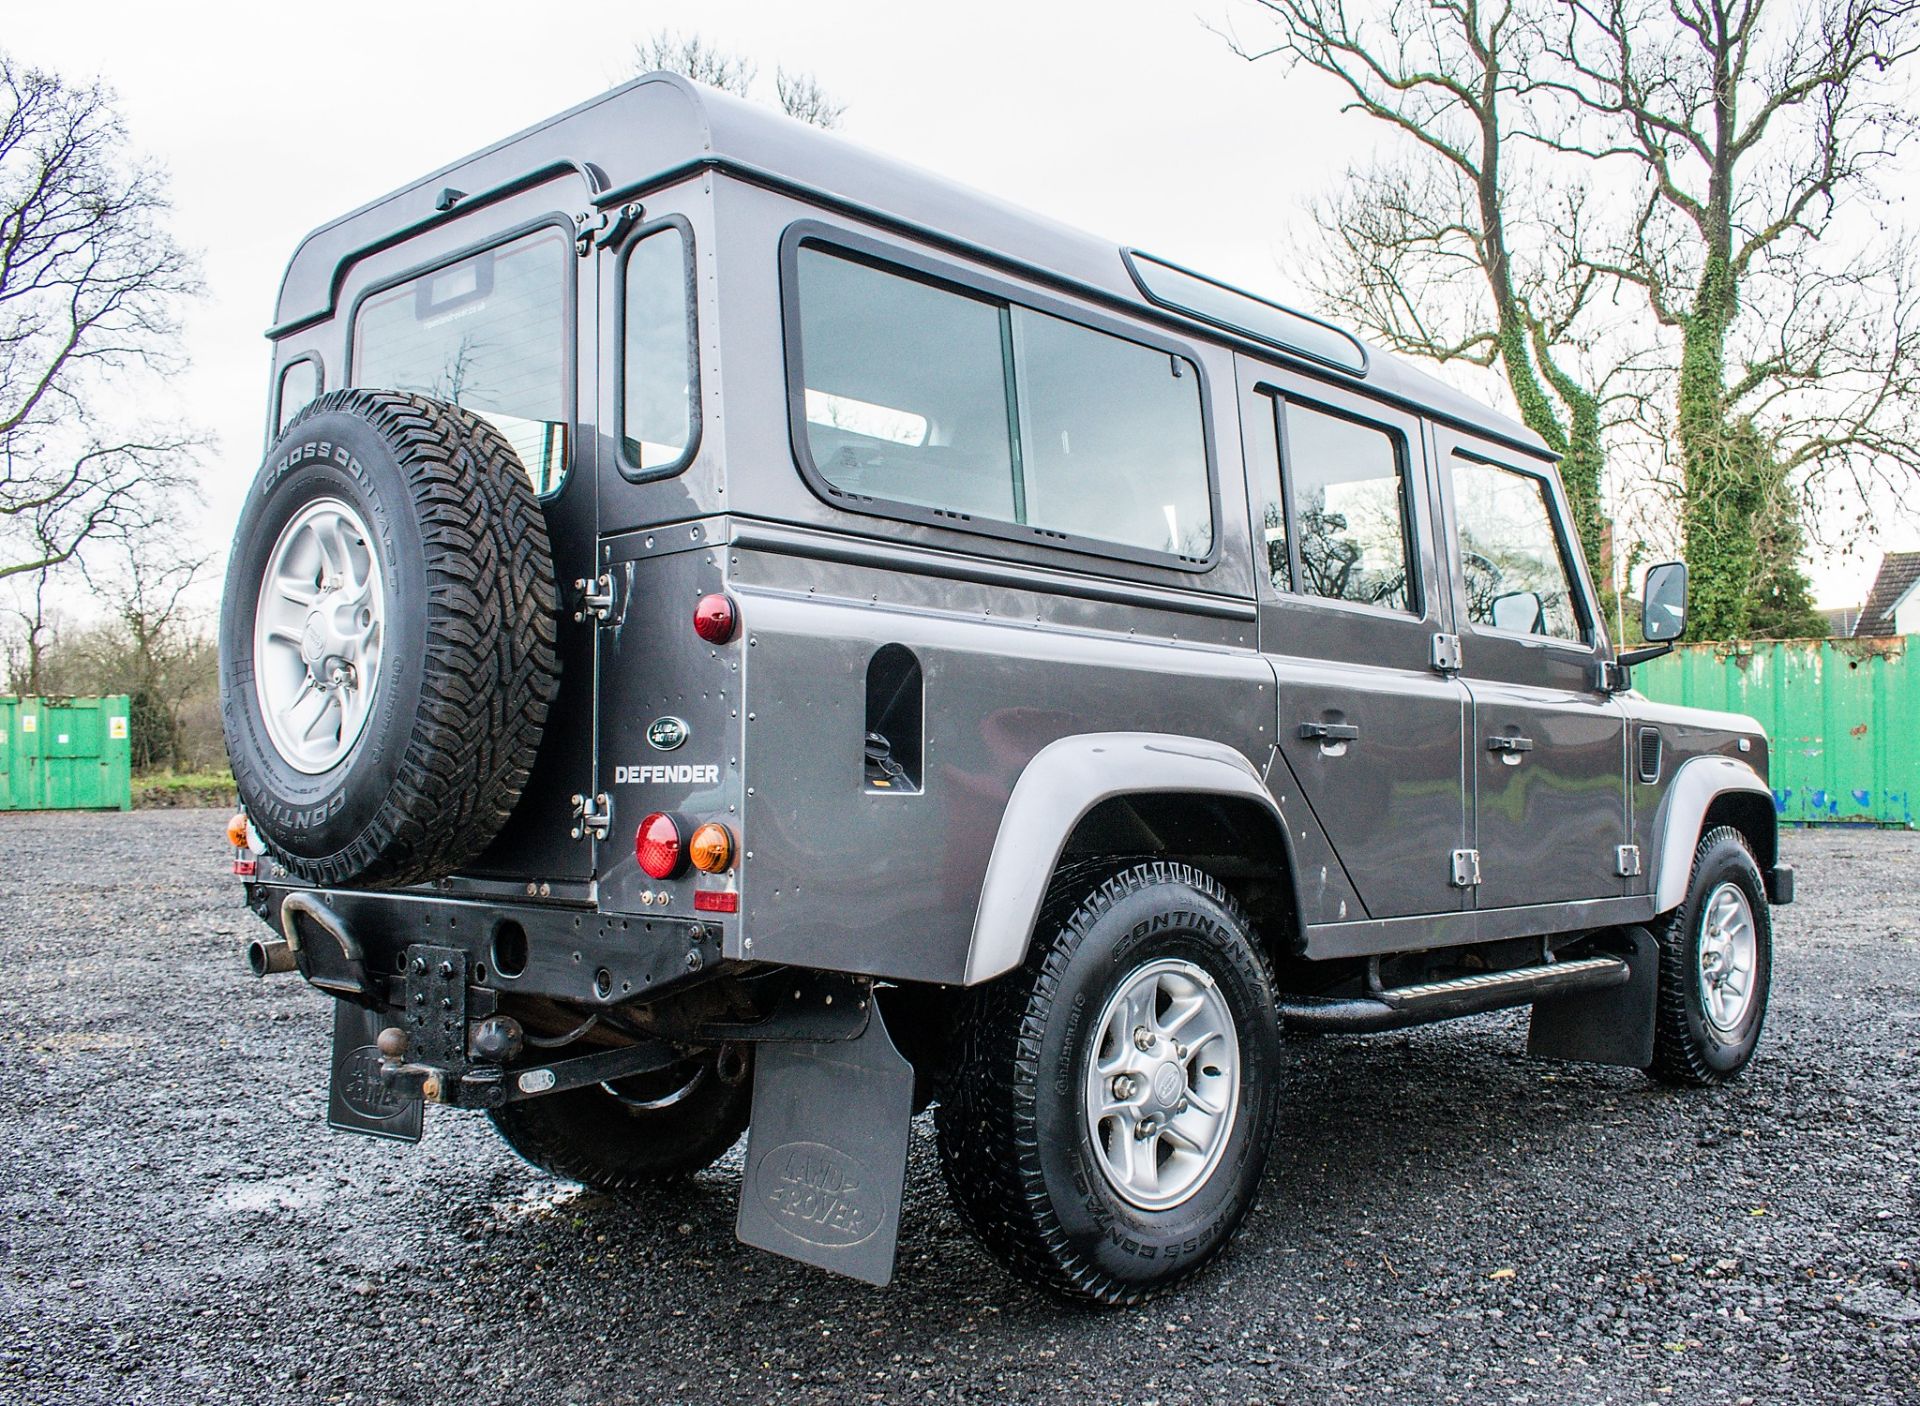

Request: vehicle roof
left=272, top=73, right=1551, bottom=458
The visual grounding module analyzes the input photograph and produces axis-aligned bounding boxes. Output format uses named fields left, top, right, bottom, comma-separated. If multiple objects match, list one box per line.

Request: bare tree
left=774, top=68, right=847, bottom=130
left=634, top=30, right=846, bottom=129
left=1222, top=0, right=1626, bottom=585
left=0, top=55, right=202, bottom=589
left=633, top=30, right=758, bottom=97
left=1531, top=0, right=1920, bottom=636
left=1225, top=0, right=1920, bottom=637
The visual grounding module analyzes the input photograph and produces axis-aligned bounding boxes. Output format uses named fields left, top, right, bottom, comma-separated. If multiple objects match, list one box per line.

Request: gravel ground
left=0, top=811, right=1915, bottom=1406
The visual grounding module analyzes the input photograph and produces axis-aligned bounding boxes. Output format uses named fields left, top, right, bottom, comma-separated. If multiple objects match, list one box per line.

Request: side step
left=1281, top=955, right=1629, bottom=1035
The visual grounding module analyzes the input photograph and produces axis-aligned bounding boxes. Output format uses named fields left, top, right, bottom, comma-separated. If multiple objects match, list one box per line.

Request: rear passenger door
left=1240, top=359, right=1470, bottom=921
left=1431, top=429, right=1629, bottom=909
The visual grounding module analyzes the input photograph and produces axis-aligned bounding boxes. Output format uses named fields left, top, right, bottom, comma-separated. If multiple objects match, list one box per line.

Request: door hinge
left=1431, top=632, right=1463, bottom=673
left=1450, top=848, right=1482, bottom=888
left=573, top=573, right=615, bottom=623
left=1616, top=844, right=1643, bottom=878
left=1595, top=658, right=1631, bottom=693
left=569, top=792, right=611, bottom=842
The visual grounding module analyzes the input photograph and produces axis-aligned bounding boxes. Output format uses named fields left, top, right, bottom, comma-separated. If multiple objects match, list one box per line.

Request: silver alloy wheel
left=1083, top=956, right=1241, bottom=1212
left=252, top=497, right=386, bottom=775
left=1697, top=880, right=1759, bottom=1034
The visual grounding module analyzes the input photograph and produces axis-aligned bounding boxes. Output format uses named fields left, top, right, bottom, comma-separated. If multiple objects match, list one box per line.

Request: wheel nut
left=1136, top=1116, right=1158, bottom=1139
left=1134, top=1026, right=1156, bottom=1051
left=1112, top=1074, right=1137, bottom=1100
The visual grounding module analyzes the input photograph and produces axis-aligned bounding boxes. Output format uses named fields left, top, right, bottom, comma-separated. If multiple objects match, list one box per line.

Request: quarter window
left=621, top=224, right=697, bottom=473
left=276, top=358, right=320, bottom=434
left=1451, top=457, right=1582, bottom=641
left=793, top=245, right=1212, bottom=559
left=351, top=228, right=571, bottom=494
left=1278, top=401, right=1415, bottom=614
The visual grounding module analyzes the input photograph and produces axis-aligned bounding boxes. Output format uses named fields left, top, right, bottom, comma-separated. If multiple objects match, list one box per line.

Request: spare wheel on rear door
left=220, top=389, right=561, bottom=888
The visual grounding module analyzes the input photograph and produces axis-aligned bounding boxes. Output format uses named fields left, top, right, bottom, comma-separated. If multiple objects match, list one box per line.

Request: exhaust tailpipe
left=247, top=937, right=297, bottom=978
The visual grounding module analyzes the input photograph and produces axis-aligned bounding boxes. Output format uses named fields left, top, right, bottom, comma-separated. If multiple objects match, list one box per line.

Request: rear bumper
left=1766, top=863, right=1795, bottom=906
left=246, top=882, right=722, bottom=1008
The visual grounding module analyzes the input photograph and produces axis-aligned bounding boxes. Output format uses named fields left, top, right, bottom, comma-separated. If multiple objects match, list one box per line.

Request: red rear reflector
left=693, top=593, right=738, bottom=644
left=635, top=812, right=685, bottom=879
left=693, top=890, right=738, bottom=913
left=232, top=858, right=258, bottom=878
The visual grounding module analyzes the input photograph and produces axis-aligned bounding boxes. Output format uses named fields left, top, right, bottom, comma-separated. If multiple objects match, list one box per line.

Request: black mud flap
left=735, top=1005, right=914, bottom=1287
left=327, top=1000, right=424, bottom=1143
left=1527, top=926, right=1658, bottom=1068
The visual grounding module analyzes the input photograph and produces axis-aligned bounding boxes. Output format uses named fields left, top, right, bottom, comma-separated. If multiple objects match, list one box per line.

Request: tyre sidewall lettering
left=222, top=409, right=433, bottom=864
left=1030, top=872, right=1279, bottom=1284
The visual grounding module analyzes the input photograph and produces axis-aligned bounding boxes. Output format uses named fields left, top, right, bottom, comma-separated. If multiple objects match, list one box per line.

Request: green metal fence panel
left=1633, top=638, right=1915, bottom=828
left=0, top=695, right=133, bottom=812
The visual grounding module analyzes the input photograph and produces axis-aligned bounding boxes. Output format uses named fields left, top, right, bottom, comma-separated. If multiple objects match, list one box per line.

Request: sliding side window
left=793, top=244, right=1212, bottom=560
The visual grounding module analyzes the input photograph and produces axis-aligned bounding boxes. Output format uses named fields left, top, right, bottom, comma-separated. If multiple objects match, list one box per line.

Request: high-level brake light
left=693, top=593, right=738, bottom=644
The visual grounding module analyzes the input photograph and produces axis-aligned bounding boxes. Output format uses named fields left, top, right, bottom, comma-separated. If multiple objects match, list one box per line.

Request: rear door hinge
left=1431, top=632, right=1463, bottom=673
left=569, top=792, right=611, bottom=842
left=1615, top=844, right=1643, bottom=878
left=1450, top=848, right=1482, bottom=888
left=573, top=573, right=616, bottom=623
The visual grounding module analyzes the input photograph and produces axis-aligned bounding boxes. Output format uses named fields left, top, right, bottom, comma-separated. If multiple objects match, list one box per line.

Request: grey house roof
left=1855, top=551, right=1920, bottom=637
left=271, top=73, right=1549, bottom=459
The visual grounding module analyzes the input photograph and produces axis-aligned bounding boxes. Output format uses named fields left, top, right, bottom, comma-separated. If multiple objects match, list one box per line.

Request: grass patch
left=133, top=769, right=236, bottom=809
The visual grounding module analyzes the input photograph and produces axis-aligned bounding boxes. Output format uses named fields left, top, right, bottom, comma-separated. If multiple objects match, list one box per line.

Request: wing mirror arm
left=1616, top=642, right=1673, bottom=669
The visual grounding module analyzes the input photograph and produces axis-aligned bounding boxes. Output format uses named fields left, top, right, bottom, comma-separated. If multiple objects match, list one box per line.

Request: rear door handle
left=1299, top=722, right=1360, bottom=742
left=1486, top=735, right=1535, bottom=753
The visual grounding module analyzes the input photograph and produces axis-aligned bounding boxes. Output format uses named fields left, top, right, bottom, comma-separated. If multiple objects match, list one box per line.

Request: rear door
left=1430, top=428, right=1629, bottom=909
left=1240, top=358, right=1470, bottom=921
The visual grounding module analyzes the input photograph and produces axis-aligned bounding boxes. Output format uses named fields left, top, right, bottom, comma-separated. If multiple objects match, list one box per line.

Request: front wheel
left=936, top=861, right=1281, bottom=1304
left=1648, top=826, right=1773, bottom=1086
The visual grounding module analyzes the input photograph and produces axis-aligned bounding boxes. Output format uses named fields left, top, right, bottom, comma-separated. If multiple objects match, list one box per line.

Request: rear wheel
left=488, top=1050, right=752, bottom=1190
left=1648, top=826, right=1772, bottom=1086
left=936, top=861, right=1281, bottom=1304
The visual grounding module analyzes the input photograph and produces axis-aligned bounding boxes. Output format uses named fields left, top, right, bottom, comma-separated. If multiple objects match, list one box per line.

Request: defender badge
left=647, top=716, right=690, bottom=751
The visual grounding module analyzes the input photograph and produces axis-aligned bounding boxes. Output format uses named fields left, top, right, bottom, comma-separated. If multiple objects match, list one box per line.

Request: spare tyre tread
left=229, top=390, right=559, bottom=888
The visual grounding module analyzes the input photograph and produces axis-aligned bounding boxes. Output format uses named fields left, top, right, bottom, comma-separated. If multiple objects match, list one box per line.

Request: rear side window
left=792, top=244, right=1212, bottom=561
left=621, top=223, right=698, bottom=474
left=276, top=358, right=320, bottom=434
left=1451, top=456, right=1582, bottom=641
left=351, top=227, right=571, bottom=495
left=1277, top=401, right=1415, bottom=614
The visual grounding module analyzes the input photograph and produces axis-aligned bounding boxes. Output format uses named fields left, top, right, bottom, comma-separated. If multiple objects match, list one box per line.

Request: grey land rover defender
left=220, top=74, right=1793, bottom=1304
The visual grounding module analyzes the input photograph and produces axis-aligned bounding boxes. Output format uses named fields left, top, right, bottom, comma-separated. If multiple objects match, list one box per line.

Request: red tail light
left=693, top=593, right=738, bottom=644
left=635, top=812, right=685, bottom=879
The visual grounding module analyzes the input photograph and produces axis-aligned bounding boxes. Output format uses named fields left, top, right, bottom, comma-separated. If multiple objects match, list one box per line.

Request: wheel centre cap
left=1150, top=1061, right=1185, bottom=1108
left=299, top=610, right=329, bottom=666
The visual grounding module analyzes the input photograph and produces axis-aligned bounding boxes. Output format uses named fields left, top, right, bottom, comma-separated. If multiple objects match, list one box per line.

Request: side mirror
left=1490, top=590, right=1545, bottom=634
left=1641, top=561, right=1689, bottom=642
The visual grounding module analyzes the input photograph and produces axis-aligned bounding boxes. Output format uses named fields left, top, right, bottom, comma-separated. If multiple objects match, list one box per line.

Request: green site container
left=1633, top=637, right=1915, bottom=828
left=0, top=695, right=133, bottom=812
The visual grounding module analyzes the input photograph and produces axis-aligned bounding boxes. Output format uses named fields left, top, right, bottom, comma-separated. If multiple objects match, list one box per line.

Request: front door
left=1240, top=358, right=1470, bottom=921
left=1432, top=431, right=1629, bottom=910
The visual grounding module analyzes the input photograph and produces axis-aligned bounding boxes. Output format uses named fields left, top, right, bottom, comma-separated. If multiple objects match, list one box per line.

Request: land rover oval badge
left=647, top=716, right=690, bottom=752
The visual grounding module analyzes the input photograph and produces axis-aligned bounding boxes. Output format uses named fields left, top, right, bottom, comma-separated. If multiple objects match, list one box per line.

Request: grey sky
left=9, top=0, right=1914, bottom=609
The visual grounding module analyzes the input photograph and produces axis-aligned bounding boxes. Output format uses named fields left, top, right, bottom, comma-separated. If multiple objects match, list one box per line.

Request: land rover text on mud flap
left=222, top=74, right=1793, bottom=1304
